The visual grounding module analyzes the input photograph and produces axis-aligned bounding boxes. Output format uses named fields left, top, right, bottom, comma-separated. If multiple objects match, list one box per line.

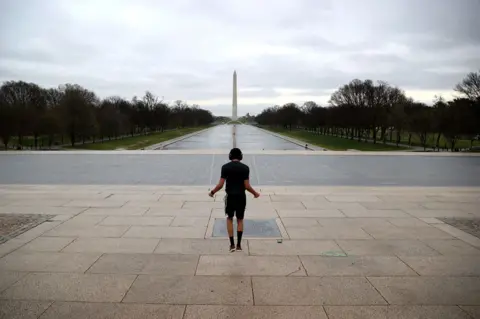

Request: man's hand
left=253, top=191, right=260, bottom=198
left=208, top=191, right=214, bottom=198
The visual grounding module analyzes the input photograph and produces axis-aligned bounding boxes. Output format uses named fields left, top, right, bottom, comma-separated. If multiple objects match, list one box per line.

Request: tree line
left=0, top=81, right=214, bottom=149
left=255, top=71, right=480, bottom=151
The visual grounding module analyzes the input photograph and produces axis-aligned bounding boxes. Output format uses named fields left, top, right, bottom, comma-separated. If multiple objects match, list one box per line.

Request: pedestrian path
left=0, top=185, right=479, bottom=318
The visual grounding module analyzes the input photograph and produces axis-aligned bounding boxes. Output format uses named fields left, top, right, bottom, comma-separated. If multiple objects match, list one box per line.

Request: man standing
left=209, top=148, right=260, bottom=252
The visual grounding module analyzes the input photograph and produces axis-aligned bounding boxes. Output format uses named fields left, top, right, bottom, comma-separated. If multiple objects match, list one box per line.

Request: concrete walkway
left=0, top=185, right=479, bottom=318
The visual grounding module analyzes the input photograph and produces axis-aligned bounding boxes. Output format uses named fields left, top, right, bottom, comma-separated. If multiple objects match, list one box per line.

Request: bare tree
left=454, top=70, right=480, bottom=100
left=59, top=84, right=98, bottom=147
left=0, top=88, right=14, bottom=149
left=330, top=79, right=407, bottom=143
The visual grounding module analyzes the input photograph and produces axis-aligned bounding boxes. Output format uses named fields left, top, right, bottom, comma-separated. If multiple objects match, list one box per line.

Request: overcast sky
left=1, top=0, right=479, bottom=116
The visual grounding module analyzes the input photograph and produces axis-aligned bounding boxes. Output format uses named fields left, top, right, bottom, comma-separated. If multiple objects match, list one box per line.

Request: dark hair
left=229, top=148, right=243, bottom=161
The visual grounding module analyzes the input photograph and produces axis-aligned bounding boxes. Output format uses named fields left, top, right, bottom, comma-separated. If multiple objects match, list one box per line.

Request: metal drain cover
left=212, top=218, right=281, bottom=237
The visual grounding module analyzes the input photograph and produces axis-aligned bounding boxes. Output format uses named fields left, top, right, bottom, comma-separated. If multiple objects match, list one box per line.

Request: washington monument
left=232, top=70, right=238, bottom=121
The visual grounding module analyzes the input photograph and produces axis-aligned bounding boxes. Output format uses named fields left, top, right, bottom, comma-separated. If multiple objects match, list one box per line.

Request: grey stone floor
left=0, top=185, right=479, bottom=318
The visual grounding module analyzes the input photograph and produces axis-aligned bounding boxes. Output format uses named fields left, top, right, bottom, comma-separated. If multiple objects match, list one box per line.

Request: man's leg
left=236, top=218, right=244, bottom=251
left=225, top=195, right=236, bottom=252
left=227, top=216, right=235, bottom=250
left=235, top=196, right=246, bottom=251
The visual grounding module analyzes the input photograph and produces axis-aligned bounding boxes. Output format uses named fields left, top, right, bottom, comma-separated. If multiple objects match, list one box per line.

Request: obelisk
left=232, top=70, right=237, bottom=121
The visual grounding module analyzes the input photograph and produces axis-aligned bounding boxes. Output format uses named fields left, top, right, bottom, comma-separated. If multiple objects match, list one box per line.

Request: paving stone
left=184, top=305, right=328, bottom=319
left=62, top=238, right=159, bottom=253
left=281, top=218, right=319, bottom=227
left=45, top=225, right=129, bottom=237
left=0, top=239, right=26, bottom=257
left=252, top=277, right=386, bottom=305
left=123, top=226, right=206, bottom=238
left=324, top=305, right=472, bottom=319
left=182, top=201, right=224, bottom=209
left=302, top=202, right=367, bottom=210
left=171, top=216, right=210, bottom=227
left=81, top=207, right=148, bottom=216
left=341, top=209, right=410, bottom=218
left=61, top=215, right=106, bottom=225
left=362, top=226, right=454, bottom=240
left=87, top=253, right=198, bottom=275
left=1, top=273, right=136, bottom=302
left=336, top=239, right=440, bottom=256
left=0, top=300, right=53, bottom=319
left=245, top=202, right=277, bottom=210
left=422, top=239, right=480, bottom=255
left=287, top=226, right=372, bottom=239
left=6, top=199, right=71, bottom=207
left=277, top=209, right=345, bottom=218
left=40, top=302, right=185, bottom=319
left=401, top=256, right=480, bottom=276
left=0, top=206, right=86, bottom=215
left=386, top=218, right=432, bottom=227
left=326, top=195, right=380, bottom=202
left=248, top=239, right=344, bottom=256
left=64, top=200, right=127, bottom=208
left=368, top=277, right=480, bottom=305
left=12, top=221, right=62, bottom=242
left=377, top=195, right=431, bottom=202
left=196, top=255, right=305, bottom=276
left=49, top=214, right=74, bottom=221
left=440, top=217, right=480, bottom=239
left=422, top=202, right=478, bottom=212
left=433, top=224, right=480, bottom=248
left=161, top=194, right=211, bottom=202
left=271, top=201, right=306, bottom=210
left=361, top=202, right=423, bottom=210
left=270, top=195, right=320, bottom=202
left=123, top=275, right=253, bottom=305
left=405, top=209, right=475, bottom=218
left=19, top=237, right=75, bottom=252
left=0, top=271, right=26, bottom=292
left=146, top=208, right=212, bottom=217
left=107, top=194, right=162, bottom=201
left=123, top=200, right=184, bottom=209
left=316, top=218, right=392, bottom=228
left=418, top=217, right=444, bottom=224
left=100, top=216, right=173, bottom=226
left=460, top=306, right=480, bottom=319
left=429, top=195, right=480, bottom=203
left=301, top=256, right=416, bottom=276
left=154, top=239, right=249, bottom=255
left=0, top=251, right=101, bottom=272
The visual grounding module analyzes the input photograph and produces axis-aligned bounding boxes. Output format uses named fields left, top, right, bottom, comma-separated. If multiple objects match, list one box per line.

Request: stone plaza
left=0, top=125, right=480, bottom=318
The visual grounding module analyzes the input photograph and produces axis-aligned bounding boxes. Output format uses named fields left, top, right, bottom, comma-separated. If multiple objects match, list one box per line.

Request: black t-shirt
left=221, top=161, right=250, bottom=195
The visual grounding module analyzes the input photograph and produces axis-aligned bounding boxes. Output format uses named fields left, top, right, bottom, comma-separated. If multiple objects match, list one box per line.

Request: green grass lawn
left=394, top=132, right=473, bottom=149
left=266, top=127, right=409, bottom=151
left=70, top=126, right=208, bottom=150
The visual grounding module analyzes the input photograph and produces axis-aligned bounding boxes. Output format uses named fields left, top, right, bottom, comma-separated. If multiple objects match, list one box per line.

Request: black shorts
left=224, top=193, right=246, bottom=220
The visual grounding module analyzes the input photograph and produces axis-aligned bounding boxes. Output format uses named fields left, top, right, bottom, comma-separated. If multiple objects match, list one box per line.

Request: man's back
left=221, top=161, right=249, bottom=195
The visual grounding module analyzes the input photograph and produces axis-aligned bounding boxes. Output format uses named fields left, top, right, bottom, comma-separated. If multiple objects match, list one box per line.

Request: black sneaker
left=236, top=245, right=242, bottom=252
left=229, top=245, right=236, bottom=252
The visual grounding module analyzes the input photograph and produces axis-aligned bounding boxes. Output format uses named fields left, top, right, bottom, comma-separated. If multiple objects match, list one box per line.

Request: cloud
left=1, top=0, right=479, bottom=115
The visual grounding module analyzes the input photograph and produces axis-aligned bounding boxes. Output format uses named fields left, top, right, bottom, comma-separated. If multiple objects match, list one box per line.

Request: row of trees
left=256, top=71, right=480, bottom=151
left=0, top=82, right=214, bottom=149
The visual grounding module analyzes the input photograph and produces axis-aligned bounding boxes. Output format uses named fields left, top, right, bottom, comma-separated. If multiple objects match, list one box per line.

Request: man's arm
left=244, top=179, right=260, bottom=198
left=243, top=167, right=259, bottom=198
left=209, top=166, right=226, bottom=197
left=209, top=178, right=225, bottom=197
